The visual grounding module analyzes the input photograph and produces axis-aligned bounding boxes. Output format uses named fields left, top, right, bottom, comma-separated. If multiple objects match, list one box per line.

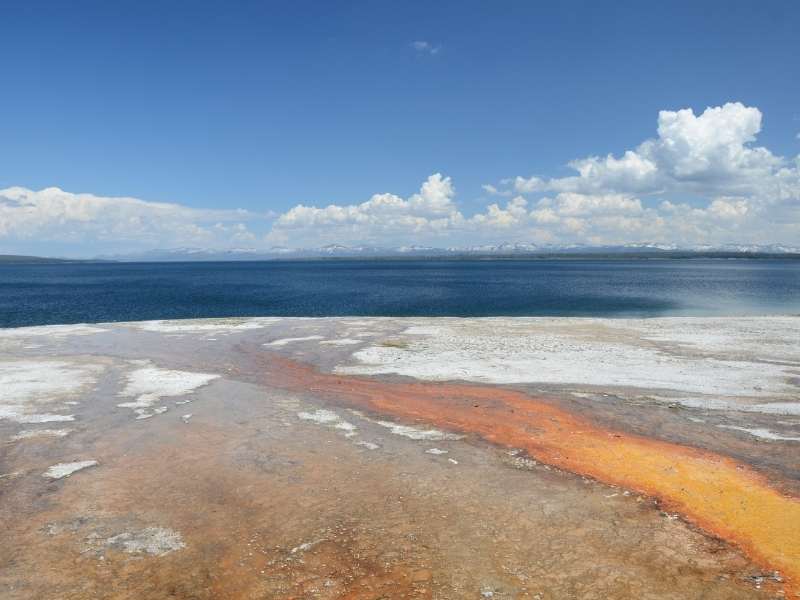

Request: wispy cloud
left=410, top=40, right=440, bottom=55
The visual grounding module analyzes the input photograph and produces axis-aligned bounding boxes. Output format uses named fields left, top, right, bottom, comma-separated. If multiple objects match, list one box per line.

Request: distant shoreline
left=0, top=255, right=109, bottom=265
left=3, top=252, right=800, bottom=265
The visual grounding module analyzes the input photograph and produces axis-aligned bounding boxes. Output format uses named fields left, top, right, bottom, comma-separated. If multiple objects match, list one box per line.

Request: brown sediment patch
left=1, top=372, right=783, bottom=598
left=3, top=422, right=435, bottom=599
left=258, top=352, right=800, bottom=596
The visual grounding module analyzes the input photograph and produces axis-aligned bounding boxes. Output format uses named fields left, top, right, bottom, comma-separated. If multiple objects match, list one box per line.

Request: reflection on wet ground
left=1, top=317, right=798, bottom=599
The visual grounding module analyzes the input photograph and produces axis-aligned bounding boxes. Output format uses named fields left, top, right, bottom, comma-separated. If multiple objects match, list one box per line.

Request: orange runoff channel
left=263, top=353, right=800, bottom=596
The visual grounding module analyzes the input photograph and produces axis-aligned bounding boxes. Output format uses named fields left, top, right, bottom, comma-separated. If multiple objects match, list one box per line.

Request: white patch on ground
left=374, top=420, right=463, bottom=441
left=104, top=527, right=185, bottom=556
left=507, top=454, right=539, bottom=471
left=346, top=408, right=463, bottom=442
left=0, top=360, right=103, bottom=424
left=118, top=394, right=159, bottom=410
left=355, top=441, right=380, bottom=450
left=657, top=396, right=800, bottom=416
left=297, top=409, right=358, bottom=437
left=425, top=448, right=449, bottom=455
left=121, top=367, right=218, bottom=398
left=0, top=361, right=102, bottom=404
left=4, top=411, right=76, bottom=423
left=12, top=428, right=72, bottom=440
left=748, top=402, right=800, bottom=416
left=181, top=413, right=193, bottom=423
left=719, top=425, right=800, bottom=442
left=335, top=421, right=357, bottom=436
left=318, top=338, right=362, bottom=346
left=448, top=458, right=459, bottom=465
left=403, top=325, right=444, bottom=336
left=134, top=406, right=168, bottom=420
left=0, top=324, right=107, bottom=338
left=117, top=363, right=218, bottom=419
left=291, top=539, right=325, bottom=554
left=133, top=317, right=280, bottom=334
left=297, top=409, right=339, bottom=424
left=338, top=317, right=800, bottom=401
left=267, top=336, right=325, bottom=346
left=43, top=460, right=98, bottom=479
left=337, top=319, right=386, bottom=327
left=633, top=318, right=800, bottom=363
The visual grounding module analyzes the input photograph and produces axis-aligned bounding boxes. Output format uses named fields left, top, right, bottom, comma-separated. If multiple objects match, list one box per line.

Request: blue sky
left=1, top=1, right=799, bottom=255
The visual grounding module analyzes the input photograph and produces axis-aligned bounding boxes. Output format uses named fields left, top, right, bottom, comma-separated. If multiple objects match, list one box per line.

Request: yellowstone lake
left=1, top=258, right=799, bottom=327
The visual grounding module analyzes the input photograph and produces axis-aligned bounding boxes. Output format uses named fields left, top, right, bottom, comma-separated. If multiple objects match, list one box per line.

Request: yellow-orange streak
left=260, top=353, right=800, bottom=595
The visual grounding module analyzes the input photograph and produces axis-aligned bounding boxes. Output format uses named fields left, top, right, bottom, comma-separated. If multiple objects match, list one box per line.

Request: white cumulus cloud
left=2, top=102, right=798, bottom=255
left=0, top=186, right=263, bottom=255
left=478, top=102, right=800, bottom=246
left=269, top=102, right=798, bottom=248
left=535, top=103, right=783, bottom=197
left=267, top=174, right=464, bottom=246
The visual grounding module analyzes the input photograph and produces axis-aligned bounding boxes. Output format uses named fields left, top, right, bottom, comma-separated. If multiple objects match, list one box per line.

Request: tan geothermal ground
left=1, top=316, right=799, bottom=599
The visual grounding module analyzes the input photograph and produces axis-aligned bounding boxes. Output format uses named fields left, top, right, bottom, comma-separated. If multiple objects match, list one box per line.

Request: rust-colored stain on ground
left=262, top=353, right=800, bottom=596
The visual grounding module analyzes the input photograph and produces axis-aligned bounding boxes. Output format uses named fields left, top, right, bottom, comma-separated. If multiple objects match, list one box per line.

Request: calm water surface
left=1, top=259, right=798, bottom=327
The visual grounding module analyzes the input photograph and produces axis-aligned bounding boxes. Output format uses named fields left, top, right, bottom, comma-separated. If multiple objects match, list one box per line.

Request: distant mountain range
left=0, top=254, right=98, bottom=264
left=98, top=243, right=800, bottom=261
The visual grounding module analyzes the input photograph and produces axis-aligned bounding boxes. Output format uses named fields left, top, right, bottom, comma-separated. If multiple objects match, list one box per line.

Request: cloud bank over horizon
left=2, top=102, right=798, bottom=256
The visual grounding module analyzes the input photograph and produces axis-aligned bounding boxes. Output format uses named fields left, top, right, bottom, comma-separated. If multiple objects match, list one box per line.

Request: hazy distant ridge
left=0, top=254, right=92, bottom=264
left=99, top=243, right=800, bottom=262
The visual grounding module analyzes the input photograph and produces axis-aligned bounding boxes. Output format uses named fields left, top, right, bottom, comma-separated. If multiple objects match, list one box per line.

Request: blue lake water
left=1, top=259, right=799, bottom=328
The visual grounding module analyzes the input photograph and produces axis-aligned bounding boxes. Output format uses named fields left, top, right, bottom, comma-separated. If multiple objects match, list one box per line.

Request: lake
left=1, top=259, right=799, bottom=327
